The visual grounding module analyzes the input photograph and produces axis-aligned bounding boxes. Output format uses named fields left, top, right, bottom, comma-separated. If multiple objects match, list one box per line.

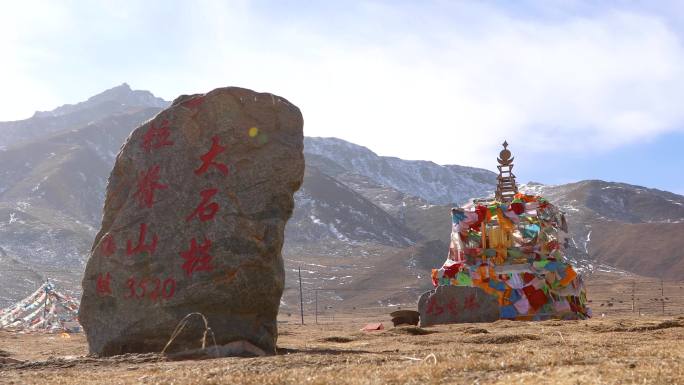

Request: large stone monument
left=79, top=87, right=304, bottom=356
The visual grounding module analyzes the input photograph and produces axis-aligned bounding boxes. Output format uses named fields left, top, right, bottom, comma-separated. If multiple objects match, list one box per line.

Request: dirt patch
left=592, top=319, right=683, bottom=333
left=540, top=321, right=566, bottom=327
left=389, top=327, right=436, bottom=336
left=463, top=328, right=489, bottom=334
left=321, top=336, right=355, bottom=343
left=0, top=357, right=23, bottom=366
left=635, top=320, right=682, bottom=331
left=0, top=349, right=22, bottom=365
left=464, top=333, right=541, bottom=344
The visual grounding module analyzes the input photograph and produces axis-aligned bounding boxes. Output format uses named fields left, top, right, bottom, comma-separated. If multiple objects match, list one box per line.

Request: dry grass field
left=1, top=314, right=683, bottom=385
left=1, top=271, right=683, bottom=384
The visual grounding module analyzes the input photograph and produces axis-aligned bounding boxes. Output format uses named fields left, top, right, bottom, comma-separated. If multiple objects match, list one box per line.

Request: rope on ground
left=161, top=312, right=219, bottom=357
left=400, top=353, right=438, bottom=365
left=423, top=353, right=437, bottom=365
left=557, top=331, right=566, bottom=344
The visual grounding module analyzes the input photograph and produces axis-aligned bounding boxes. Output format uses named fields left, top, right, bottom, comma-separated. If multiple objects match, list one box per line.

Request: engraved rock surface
left=418, top=286, right=499, bottom=326
left=79, top=87, right=304, bottom=356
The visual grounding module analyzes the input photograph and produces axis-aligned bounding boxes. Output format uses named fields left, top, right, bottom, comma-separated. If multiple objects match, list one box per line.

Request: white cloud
left=0, top=2, right=72, bottom=120
left=172, top=2, right=684, bottom=169
left=2, top=1, right=684, bottom=169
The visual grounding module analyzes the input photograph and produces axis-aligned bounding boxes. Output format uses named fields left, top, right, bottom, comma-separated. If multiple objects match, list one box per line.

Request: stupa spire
left=495, top=140, right=518, bottom=202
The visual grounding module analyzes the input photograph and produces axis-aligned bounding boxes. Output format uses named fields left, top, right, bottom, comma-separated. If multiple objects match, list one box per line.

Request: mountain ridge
left=304, top=136, right=497, bottom=205
left=1, top=84, right=683, bottom=308
left=0, top=84, right=169, bottom=150
left=33, top=83, right=168, bottom=119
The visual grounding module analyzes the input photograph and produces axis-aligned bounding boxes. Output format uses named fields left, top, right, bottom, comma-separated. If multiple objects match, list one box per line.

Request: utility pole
left=661, top=278, right=665, bottom=316
left=42, top=281, right=49, bottom=328
left=631, top=280, right=635, bottom=313
left=298, top=267, right=304, bottom=325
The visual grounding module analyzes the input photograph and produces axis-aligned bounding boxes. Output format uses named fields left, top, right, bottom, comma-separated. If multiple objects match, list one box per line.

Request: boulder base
left=79, top=87, right=304, bottom=356
left=418, top=286, right=499, bottom=326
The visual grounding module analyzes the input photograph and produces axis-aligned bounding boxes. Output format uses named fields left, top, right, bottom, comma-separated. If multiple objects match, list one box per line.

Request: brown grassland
left=1, top=273, right=684, bottom=384
left=1, top=314, right=683, bottom=385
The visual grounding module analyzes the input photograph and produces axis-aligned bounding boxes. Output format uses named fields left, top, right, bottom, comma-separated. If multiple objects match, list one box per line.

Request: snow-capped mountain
left=521, top=181, right=684, bottom=279
left=0, top=83, right=168, bottom=150
left=33, top=83, right=168, bottom=119
left=304, top=137, right=497, bottom=205
left=286, top=167, right=420, bottom=247
left=0, top=85, right=166, bottom=306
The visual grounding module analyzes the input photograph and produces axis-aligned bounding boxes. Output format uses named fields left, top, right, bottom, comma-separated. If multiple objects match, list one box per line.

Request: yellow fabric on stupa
left=495, top=208, right=515, bottom=233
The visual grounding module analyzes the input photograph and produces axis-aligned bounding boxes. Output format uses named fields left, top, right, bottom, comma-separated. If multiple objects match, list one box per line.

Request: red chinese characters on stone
left=464, top=293, right=480, bottom=311
left=445, top=298, right=459, bottom=317
left=180, top=238, right=214, bottom=277
left=96, top=272, right=112, bottom=297
left=185, top=188, right=219, bottom=222
left=100, top=234, right=116, bottom=257
left=141, top=119, right=174, bottom=153
left=134, top=165, right=168, bottom=208
left=426, top=296, right=461, bottom=317
left=425, top=296, right=444, bottom=316
left=126, top=223, right=158, bottom=256
left=194, top=136, right=229, bottom=176
left=124, top=276, right=176, bottom=301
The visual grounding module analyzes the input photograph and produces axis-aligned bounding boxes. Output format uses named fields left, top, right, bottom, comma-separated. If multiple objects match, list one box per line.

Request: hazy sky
left=2, top=1, right=684, bottom=193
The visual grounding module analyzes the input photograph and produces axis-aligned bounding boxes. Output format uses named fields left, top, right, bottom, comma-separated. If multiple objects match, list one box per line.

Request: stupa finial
left=495, top=140, right=518, bottom=202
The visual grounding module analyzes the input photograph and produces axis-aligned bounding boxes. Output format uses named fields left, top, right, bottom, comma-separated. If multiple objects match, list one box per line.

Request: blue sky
left=1, top=1, right=683, bottom=194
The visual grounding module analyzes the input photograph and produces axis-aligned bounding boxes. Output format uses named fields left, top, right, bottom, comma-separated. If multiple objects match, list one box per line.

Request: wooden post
left=481, top=222, right=487, bottom=248
left=298, top=267, right=304, bottom=325
left=481, top=221, right=487, bottom=263
left=42, top=281, right=49, bottom=329
left=315, top=289, right=318, bottom=325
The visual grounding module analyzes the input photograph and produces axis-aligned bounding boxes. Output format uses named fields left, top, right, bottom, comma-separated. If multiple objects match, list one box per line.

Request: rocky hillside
left=304, top=137, right=496, bottom=205
left=0, top=83, right=167, bottom=149
left=526, top=181, right=684, bottom=279
left=285, top=167, right=420, bottom=247
left=0, top=85, right=167, bottom=305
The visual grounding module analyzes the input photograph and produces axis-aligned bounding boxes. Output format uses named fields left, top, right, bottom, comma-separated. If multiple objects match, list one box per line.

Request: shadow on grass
left=276, top=347, right=374, bottom=355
